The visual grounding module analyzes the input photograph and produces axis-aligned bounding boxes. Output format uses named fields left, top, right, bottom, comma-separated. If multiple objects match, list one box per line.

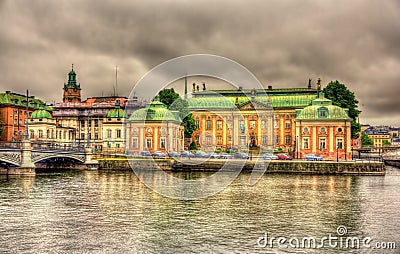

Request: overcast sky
left=0, top=0, right=399, bottom=126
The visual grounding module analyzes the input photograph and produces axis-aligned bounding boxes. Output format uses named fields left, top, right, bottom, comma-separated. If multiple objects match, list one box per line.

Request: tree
left=382, top=140, right=391, bottom=146
left=361, top=133, right=374, bottom=147
left=158, top=88, right=198, bottom=138
left=189, top=141, right=198, bottom=151
left=323, top=80, right=361, bottom=138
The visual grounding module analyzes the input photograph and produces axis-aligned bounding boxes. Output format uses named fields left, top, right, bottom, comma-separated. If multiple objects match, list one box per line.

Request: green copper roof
left=295, top=97, right=350, bottom=120
left=64, top=65, right=81, bottom=90
left=31, top=106, right=53, bottom=119
left=106, top=108, right=127, bottom=118
left=129, top=101, right=181, bottom=122
left=187, top=94, right=318, bottom=109
left=0, top=91, right=49, bottom=110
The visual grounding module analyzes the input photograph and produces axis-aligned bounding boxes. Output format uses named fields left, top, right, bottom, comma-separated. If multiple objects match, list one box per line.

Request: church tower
left=63, top=64, right=81, bottom=103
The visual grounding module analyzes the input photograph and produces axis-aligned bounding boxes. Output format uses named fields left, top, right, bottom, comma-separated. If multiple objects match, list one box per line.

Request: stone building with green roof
left=294, top=94, right=352, bottom=160
left=102, top=100, right=128, bottom=154
left=28, top=106, right=75, bottom=146
left=185, top=80, right=351, bottom=160
left=126, top=100, right=184, bottom=154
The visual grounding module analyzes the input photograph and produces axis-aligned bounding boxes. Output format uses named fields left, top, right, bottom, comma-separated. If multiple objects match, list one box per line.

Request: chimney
left=268, top=85, right=272, bottom=90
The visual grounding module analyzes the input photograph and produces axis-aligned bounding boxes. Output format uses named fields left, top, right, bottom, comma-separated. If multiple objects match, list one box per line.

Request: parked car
left=305, top=154, right=323, bottom=161
left=194, top=151, right=210, bottom=158
left=219, top=153, right=233, bottom=159
left=209, top=152, right=221, bottom=159
left=140, top=151, right=152, bottom=157
left=234, top=152, right=249, bottom=159
left=152, top=151, right=166, bottom=157
left=168, top=151, right=180, bottom=158
left=180, top=150, right=194, bottom=158
left=263, top=153, right=279, bottom=160
left=276, top=153, right=293, bottom=160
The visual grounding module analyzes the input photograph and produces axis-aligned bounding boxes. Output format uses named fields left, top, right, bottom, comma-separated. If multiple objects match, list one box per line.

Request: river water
left=0, top=167, right=399, bottom=253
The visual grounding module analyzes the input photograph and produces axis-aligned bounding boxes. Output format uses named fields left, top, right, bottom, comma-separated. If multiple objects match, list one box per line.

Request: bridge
left=0, top=141, right=98, bottom=175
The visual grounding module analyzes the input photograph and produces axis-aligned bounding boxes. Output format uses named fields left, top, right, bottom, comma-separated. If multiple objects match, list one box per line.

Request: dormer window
left=318, top=107, right=328, bottom=118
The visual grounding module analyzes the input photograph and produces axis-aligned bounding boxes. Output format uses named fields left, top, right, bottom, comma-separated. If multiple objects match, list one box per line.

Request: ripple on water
left=0, top=168, right=399, bottom=253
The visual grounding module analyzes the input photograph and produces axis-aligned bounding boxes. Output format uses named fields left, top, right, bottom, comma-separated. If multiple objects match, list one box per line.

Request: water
left=0, top=167, right=399, bottom=253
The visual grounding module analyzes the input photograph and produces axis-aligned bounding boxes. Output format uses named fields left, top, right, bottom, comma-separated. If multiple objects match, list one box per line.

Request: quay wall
left=98, top=158, right=385, bottom=175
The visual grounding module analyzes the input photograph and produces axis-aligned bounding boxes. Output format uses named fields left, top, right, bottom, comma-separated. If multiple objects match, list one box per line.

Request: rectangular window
left=116, top=129, right=121, bottom=139
left=337, top=138, right=343, bottom=149
left=261, top=120, right=266, bottom=130
left=274, top=135, right=279, bottom=144
left=206, top=120, right=212, bottom=130
left=195, top=118, right=200, bottom=127
left=217, top=120, right=222, bottom=130
left=88, top=120, right=92, bottom=128
left=116, top=143, right=120, bottom=148
left=88, top=133, right=91, bottom=140
left=228, top=135, right=232, bottom=142
left=262, top=136, right=267, bottom=145
left=95, top=133, right=99, bottom=140
left=81, top=133, right=85, bottom=140
left=132, top=138, right=138, bottom=149
left=303, top=138, right=309, bottom=149
left=206, top=136, right=212, bottom=145
left=285, top=120, right=290, bottom=129
left=160, top=138, right=166, bottom=149
left=319, top=138, right=326, bottom=150
left=107, top=129, right=112, bottom=139
left=217, top=136, right=222, bottom=145
left=240, top=136, right=246, bottom=146
left=146, top=138, right=152, bottom=148
left=227, top=120, right=233, bottom=130
left=250, top=120, right=256, bottom=130
left=94, top=119, right=99, bottom=127
left=240, top=120, right=245, bottom=134
left=81, top=120, right=85, bottom=128
left=285, top=135, right=291, bottom=145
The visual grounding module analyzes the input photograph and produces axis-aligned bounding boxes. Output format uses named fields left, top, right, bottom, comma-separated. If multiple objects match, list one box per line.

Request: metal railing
left=30, top=141, right=85, bottom=152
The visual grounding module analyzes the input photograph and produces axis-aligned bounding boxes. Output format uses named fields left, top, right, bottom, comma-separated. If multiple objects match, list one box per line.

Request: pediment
left=238, top=100, right=270, bottom=111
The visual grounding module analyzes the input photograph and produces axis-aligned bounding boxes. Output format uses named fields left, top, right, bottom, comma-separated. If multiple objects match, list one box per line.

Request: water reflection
left=0, top=167, right=399, bottom=253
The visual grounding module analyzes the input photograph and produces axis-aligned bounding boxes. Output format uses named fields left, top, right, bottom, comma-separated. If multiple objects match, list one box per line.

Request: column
left=139, top=127, right=144, bottom=151
left=329, top=126, right=334, bottom=153
left=154, top=127, right=158, bottom=151
left=312, top=126, right=317, bottom=153
left=233, top=114, right=239, bottom=148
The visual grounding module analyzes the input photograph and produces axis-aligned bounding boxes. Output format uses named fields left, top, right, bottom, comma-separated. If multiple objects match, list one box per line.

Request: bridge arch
left=32, top=153, right=86, bottom=164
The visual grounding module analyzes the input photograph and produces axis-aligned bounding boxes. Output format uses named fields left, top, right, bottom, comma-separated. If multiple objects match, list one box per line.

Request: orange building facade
left=0, top=91, right=49, bottom=142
